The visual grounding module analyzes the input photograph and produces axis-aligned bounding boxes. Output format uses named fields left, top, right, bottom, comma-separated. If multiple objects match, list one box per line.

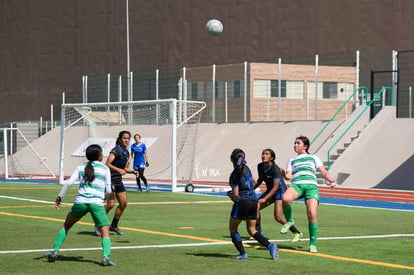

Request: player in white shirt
left=44, top=144, right=116, bottom=266
left=282, top=136, right=336, bottom=253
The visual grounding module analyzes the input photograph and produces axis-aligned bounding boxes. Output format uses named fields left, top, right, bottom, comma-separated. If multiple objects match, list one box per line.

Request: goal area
left=59, top=99, right=206, bottom=192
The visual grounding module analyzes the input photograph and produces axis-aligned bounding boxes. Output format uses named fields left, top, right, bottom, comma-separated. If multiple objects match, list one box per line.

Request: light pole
left=126, top=0, right=132, bottom=123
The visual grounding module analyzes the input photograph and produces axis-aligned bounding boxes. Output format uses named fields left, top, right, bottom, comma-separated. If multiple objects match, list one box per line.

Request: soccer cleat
left=291, top=232, right=303, bottom=242
left=138, top=188, right=142, bottom=192
left=146, top=186, right=150, bottom=192
left=234, top=253, right=248, bottom=260
left=268, top=243, right=278, bottom=260
left=280, top=221, right=294, bottom=234
left=309, top=245, right=318, bottom=253
left=94, top=226, right=101, bottom=236
left=102, top=257, right=116, bottom=266
left=110, top=226, right=124, bottom=236
left=44, top=250, right=58, bottom=262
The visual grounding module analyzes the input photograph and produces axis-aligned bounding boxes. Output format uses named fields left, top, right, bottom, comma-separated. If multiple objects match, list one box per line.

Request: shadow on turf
left=34, top=255, right=102, bottom=266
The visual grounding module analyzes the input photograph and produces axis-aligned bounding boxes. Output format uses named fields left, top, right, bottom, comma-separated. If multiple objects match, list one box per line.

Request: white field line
left=1, top=234, right=413, bottom=254
left=0, top=195, right=70, bottom=205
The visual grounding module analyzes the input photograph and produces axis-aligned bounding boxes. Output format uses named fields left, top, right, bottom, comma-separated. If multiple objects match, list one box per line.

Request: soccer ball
left=205, top=19, right=223, bottom=37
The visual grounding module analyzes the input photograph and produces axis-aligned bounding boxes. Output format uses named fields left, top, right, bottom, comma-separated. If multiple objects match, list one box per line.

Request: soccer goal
left=59, top=99, right=206, bottom=192
left=0, top=127, right=56, bottom=179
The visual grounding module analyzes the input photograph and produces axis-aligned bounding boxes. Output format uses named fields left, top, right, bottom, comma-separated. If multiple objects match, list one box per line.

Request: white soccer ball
left=205, top=19, right=223, bottom=37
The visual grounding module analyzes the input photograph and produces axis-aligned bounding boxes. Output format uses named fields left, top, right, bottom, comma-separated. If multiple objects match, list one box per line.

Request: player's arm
left=56, top=167, right=79, bottom=209
left=317, top=166, right=336, bottom=188
left=254, top=178, right=263, bottom=189
left=144, top=151, right=149, bottom=167
left=104, top=167, right=113, bottom=199
left=106, top=152, right=126, bottom=175
left=123, top=153, right=136, bottom=174
left=283, top=160, right=293, bottom=181
left=227, top=184, right=240, bottom=202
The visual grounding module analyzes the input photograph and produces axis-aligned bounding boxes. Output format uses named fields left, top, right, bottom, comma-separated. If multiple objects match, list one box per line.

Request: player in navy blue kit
left=255, top=149, right=302, bottom=242
left=227, top=148, right=278, bottom=260
left=104, top=130, right=137, bottom=236
left=131, top=133, right=149, bottom=192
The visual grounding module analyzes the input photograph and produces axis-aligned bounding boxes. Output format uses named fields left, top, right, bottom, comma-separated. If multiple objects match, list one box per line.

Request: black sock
left=290, top=225, right=300, bottom=233
left=111, top=218, right=119, bottom=228
left=230, top=232, right=245, bottom=254
left=252, top=231, right=271, bottom=247
left=255, top=223, right=261, bottom=232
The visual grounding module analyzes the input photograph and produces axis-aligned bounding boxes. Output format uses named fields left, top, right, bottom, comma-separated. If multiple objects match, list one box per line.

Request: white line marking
left=0, top=195, right=71, bottom=205
left=1, top=234, right=413, bottom=254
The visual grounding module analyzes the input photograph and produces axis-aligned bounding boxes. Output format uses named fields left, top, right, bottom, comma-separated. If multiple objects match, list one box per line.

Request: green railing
left=326, top=87, right=393, bottom=170
left=311, top=87, right=369, bottom=146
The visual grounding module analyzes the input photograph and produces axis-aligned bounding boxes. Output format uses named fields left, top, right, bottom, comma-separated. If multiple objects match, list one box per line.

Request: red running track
left=318, top=186, right=414, bottom=204
left=193, top=181, right=414, bottom=204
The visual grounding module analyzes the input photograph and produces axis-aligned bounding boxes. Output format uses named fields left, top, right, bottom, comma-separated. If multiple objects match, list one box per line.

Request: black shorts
left=230, top=199, right=258, bottom=220
left=111, top=178, right=126, bottom=193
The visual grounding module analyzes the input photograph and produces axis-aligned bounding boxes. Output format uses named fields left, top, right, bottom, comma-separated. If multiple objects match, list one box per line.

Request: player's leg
left=110, top=189, right=127, bottom=235
left=305, top=197, right=319, bottom=252
left=45, top=206, right=83, bottom=261
left=229, top=217, right=246, bottom=259
left=135, top=170, right=142, bottom=191
left=138, top=168, right=149, bottom=191
left=280, top=185, right=300, bottom=233
left=91, top=204, right=116, bottom=266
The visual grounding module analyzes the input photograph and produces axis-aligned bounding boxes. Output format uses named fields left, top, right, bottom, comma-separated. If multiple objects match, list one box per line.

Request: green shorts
left=70, top=203, right=110, bottom=227
left=290, top=183, right=320, bottom=201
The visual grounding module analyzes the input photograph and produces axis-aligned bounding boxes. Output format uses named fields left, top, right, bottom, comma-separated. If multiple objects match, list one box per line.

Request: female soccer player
left=227, top=148, right=278, bottom=260
left=104, top=130, right=137, bottom=236
left=255, top=148, right=302, bottom=242
left=282, top=135, right=336, bottom=253
left=44, top=144, right=116, bottom=266
left=131, top=133, right=149, bottom=192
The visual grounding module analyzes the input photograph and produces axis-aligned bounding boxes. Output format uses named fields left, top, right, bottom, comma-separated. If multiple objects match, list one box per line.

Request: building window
left=234, top=80, right=241, bottom=98
left=271, top=80, right=286, bottom=97
left=323, top=82, right=338, bottom=99
left=191, top=83, right=198, bottom=100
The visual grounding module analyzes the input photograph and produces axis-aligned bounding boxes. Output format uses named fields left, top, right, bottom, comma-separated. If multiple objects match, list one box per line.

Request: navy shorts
left=231, top=199, right=258, bottom=220
left=111, top=177, right=126, bottom=193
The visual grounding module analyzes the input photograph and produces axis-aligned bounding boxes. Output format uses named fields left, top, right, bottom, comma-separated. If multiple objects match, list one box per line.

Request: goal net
left=0, top=127, right=56, bottom=179
left=59, top=99, right=206, bottom=192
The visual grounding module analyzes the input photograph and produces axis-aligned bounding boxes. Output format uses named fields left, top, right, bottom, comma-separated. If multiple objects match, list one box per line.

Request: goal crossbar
left=59, top=99, right=206, bottom=192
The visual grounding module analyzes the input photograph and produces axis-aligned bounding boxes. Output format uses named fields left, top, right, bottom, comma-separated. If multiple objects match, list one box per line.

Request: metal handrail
left=326, top=87, right=393, bottom=170
left=311, top=87, right=368, bottom=146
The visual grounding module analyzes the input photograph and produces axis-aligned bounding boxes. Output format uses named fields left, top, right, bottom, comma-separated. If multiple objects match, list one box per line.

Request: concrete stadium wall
left=2, top=107, right=412, bottom=191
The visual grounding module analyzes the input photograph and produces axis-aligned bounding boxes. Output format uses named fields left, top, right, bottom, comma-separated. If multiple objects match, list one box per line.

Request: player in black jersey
left=255, top=149, right=302, bottom=242
left=227, top=148, right=278, bottom=260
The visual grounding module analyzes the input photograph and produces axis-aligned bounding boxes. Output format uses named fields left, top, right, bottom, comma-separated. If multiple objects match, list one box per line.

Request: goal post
left=0, top=127, right=56, bottom=179
left=59, top=99, right=206, bottom=192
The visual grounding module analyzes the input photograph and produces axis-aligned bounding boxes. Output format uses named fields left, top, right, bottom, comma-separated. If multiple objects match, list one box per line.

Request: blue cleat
left=234, top=253, right=248, bottom=260
left=102, top=257, right=116, bottom=266
left=268, top=243, right=278, bottom=260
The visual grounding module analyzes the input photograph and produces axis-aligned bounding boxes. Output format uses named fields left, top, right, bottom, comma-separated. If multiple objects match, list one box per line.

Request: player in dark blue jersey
left=103, top=130, right=137, bottom=236
left=227, top=148, right=278, bottom=260
left=255, top=149, right=302, bottom=242
left=131, top=133, right=149, bottom=192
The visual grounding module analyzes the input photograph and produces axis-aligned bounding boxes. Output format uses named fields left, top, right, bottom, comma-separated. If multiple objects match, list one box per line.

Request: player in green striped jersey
left=282, top=136, right=336, bottom=253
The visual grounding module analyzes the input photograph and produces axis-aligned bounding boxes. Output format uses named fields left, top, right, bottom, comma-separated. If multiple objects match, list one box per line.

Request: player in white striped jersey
left=44, top=144, right=116, bottom=266
left=282, top=136, right=336, bottom=253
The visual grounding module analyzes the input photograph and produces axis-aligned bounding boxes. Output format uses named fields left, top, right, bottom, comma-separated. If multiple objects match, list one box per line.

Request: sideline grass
left=0, top=182, right=413, bottom=274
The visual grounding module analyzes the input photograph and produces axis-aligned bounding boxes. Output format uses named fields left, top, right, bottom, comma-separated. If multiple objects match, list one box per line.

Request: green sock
left=308, top=222, right=318, bottom=245
left=53, top=227, right=67, bottom=251
left=283, top=204, right=293, bottom=223
left=102, top=237, right=112, bottom=258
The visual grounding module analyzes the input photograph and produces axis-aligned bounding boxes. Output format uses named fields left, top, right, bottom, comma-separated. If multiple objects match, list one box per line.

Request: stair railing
left=326, top=87, right=393, bottom=170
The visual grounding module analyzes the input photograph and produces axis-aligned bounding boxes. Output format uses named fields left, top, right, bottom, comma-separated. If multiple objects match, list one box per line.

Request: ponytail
left=83, top=144, right=102, bottom=183
left=231, top=148, right=246, bottom=173
left=83, top=161, right=95, bottom=182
